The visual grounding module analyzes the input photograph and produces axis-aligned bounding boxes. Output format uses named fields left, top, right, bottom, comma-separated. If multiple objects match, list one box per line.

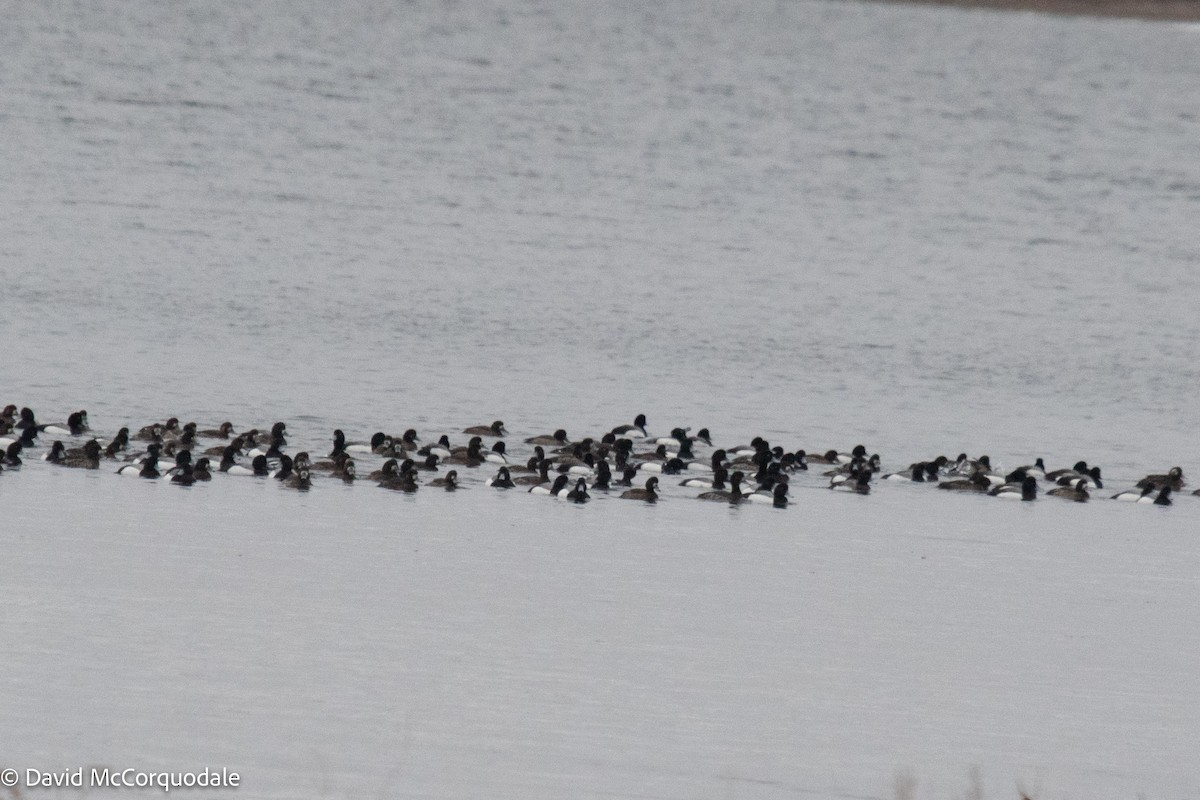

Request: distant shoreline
left=862, top=0, right=1200, bottom=21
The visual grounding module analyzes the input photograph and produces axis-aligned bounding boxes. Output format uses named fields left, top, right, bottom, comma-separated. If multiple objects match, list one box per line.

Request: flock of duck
left=0, top=407, right=1189, bottom=508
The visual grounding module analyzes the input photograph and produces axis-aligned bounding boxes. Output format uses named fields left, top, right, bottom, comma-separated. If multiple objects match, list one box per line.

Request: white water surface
left=2, top=0, right=1199, bottom=797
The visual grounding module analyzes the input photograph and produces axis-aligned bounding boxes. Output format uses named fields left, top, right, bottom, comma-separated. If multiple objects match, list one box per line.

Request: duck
left=557, top=452, right=597, bottom=476
left=197, top=421, right=236, bottom=439
left=42, top=441, right=67, bottom=463
left=803, top=448, right=844, bottom=466
left=680, top=449, right=728, bottom=474
left=1045, top=460, right=1090, bottom=483
left=884, top=463, right=928, bottom=482
left=620, top=476, right=660, bottom=502
left=392, top=429, right=421, bottom=452
left=192, top=457, right=213, bottom=481
left=410, top=454, right=441, bottom=472
left=611, top=414, right=648, bottom=438
left=442, top=437, right=485, bottom=467
left=637, top=456, right=686, bottom=475
left=832, top=472, right=872, bottom=495
left=992, top=476, right=1038, bottom=501
left=514, top=460, right=553, bottom=487
left=697, top=471, right=747, bottom=503
left=284, top=467, right=312, bottom=490
left=463, top=420, right=507, bottom=437
left=1015, top=457, right=1047, bottom=480
left=41, top=410, right=90, bottom=436
left=224, top=454, right=270, bottom=477
left=484, top=441, right=509, bottom=464
left=1047, top=483, right=1089, bottom=502
left=161, top=450, right=194, bottom=480
left=3, top=441, right=24, bottom=467
left=1055, top=466, right=1103, bottom=490
left=590, top=461, right=614, bottom=490
left=1142, top=486, right=1173, bottom=505
left=681, top=467, right=729, bottom=490
left=937, top=473, right=991, bottom=493
left=566, top=478, right=591, bottom=503
left=368, top=458, right=400, bottom=482
left=170, top=464, right=196, bottom=486
left=117, top=456, right=160, bottom=478
left=530, top=474, right=570, bottom=497
left=429, top=470, right=459, bottom=491
left=633, top=443, right=669, bottom=462
left=525, top=429, right=570, bottom=447
left=62, top=439, right=102, bottom=469
left=417, top=435, right=453, bottom=459
left=272, top=454, right=295, bottom=481
left=378, top=469, right=418, bottom=492
left=746, top=482, right=788, bottom=508
left=0, top=426, right=39, bottom=450
left=486, top=466, right=515, bottom=489
left=1136, top=466, right=1185, bottom=491
left=14, top=407, right=42, bottom=431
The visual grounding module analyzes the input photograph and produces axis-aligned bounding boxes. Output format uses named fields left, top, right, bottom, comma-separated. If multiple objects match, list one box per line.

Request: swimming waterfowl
left=273, top=454, right=294, bottom=481
left=566, top=478, right=591, bottom=503
left=368, top=459, right=400, bottom=482
left=42, top=410, right=90, bottom=436
left=284, top=467, right=312, bottom=490
left=1140, top=486, right=1173, bottom=505
left=463, top=420, right=507, bottom=437
left=937, top=473, right=991, bottom=493
left=417, top=435, right=453, bottom=459
left=3, top=441, right=24, bottom=467
left=884, top=464, right=927, bottom=482
left=620, top=476, right=659, bottom=502
left=62, top=439, right=102, bottom=469
left=484, top=441, right=509, bottom=464
left=804, top=449, right=844, bottom=466
left=1055, top=466, right=1103, bottom=490
left=697, top=471, right=746, bottom=503
left=590, top=461, right=614, bottom=490
left=514, top=460, right=553, bottom=487
left=223, top=454, right=270, bottom=477
left=530, top=474, right=570, bottom=497
left=410, top=454, right=441, bottom=472
left=442, top=437, right=485, bottom=467
left=525, top=429, right=569, bottom=447
left=42, top=441, right=67, bottom=463
left=746, top=482, right=788, bottom=507
left=832, top=472, right=872, bottom=494
left=558, top=453, right=597, bottom=476
left=611, top=414, right=648, bottom=438
left=0, top=426, right=38, bottom=450
left=1135, top=466, right=1185, bottom=491
left=378, top=469, right=418, bottom=492
left=170, top=464, right=195, bottom=486
left=1047, top=483, right=1089, bottom=502
left=681, top=467, right=728, bottom=490
left=192, top=457, right=213, bottom=481
left=992, top=476, right=1038, bottom=501
left=633, top=444, right=669, bottom=462
left=637, top=456, right=685, bottom=475
left=197, top=421, right=236, bottom=439
left=1045, top=460, right=1090, bottom=482
left=429, top=470, right=459, bottom=490
left=118, top=456, right=159, bottom=478
left=486, top=467, right=515, bottom=488
left=680, top=449, right=727, bottom=474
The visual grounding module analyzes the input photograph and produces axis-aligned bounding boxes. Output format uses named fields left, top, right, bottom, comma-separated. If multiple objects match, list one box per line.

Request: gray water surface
left=3, top=1, right=1200, bottom=797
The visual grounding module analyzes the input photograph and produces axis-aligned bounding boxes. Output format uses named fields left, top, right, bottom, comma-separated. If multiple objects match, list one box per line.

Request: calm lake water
left=3, top=0, right=1199, bottom=797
